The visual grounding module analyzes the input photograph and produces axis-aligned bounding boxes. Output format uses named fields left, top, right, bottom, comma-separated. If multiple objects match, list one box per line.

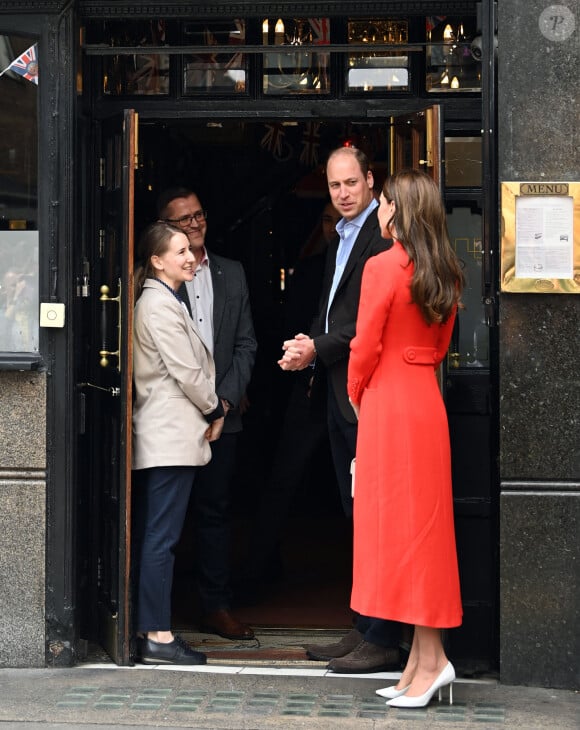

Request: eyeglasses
left=164, top=210, right=207, bottom=228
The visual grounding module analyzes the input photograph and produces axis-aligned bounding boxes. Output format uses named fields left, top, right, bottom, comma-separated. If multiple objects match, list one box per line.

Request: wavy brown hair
left=134, top=221, right=185, bottom=299
left=382, top=169, right=465, bottom=324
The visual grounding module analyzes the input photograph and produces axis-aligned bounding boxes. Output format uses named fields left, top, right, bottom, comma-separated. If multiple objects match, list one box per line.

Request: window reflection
left=447, top=206, right=488, bottom=368
left=262, top=18, right=330, bottom=95
left=426, top=16, right=481, bottom=92
left=348, top=56, right=408, bottom=92
left=184, top=19, right=247, bottom=94
left=0, top=35, right=38, bottom=352
left=445, top=136, right=482, bottom=187
left=0, top=231, right=39, bottom=351
left=94, top=20, right=170, bottom=95
left=347, top=19, right=409, bottom=93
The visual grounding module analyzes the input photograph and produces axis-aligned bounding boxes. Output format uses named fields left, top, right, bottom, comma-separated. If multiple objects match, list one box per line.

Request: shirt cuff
left=204, top=400, right=225, bottom=423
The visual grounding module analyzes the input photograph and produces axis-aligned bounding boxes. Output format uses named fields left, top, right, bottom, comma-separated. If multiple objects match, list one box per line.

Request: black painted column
left=498, top=0, right=580, bottom=689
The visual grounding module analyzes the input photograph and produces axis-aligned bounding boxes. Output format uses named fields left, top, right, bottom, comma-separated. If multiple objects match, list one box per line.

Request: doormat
left=178, top=628, right=347, bottom=666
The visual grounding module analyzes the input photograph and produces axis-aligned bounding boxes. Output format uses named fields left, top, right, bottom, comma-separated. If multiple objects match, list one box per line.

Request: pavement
left=0, top=640, right=578, bottom=730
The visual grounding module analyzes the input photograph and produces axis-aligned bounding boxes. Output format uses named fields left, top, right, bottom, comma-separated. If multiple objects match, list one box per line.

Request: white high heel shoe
left=386, top=661, right=455, bottom=708
left=376, top=684, right=410, bottom=699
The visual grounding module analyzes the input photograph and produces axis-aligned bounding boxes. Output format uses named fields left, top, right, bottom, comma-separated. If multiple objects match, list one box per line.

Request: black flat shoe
left=140, top=635, right=207, bottom=665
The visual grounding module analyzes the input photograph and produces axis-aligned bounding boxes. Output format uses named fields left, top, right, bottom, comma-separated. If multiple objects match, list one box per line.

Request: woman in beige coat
left=132, top=221, right=224, bottom=665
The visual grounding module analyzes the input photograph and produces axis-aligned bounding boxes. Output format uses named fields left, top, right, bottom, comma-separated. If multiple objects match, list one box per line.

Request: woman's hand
left=205, top=416, right=225, bottom=442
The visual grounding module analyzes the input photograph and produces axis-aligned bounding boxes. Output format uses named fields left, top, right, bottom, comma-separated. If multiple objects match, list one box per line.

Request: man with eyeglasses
left=156, top=187, right=257, bottom=641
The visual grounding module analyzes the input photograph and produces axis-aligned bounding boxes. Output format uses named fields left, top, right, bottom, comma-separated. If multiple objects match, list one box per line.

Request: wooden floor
left=173, top=514, right=354, bottom=634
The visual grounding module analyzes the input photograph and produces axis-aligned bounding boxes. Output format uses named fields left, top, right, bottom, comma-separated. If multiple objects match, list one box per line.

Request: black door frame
left=40, top=0, right=498, bottom=667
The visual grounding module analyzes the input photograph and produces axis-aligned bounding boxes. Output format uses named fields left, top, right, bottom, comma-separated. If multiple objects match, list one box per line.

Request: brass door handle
left=448, top=351, right=461, bottom=369
left=99, top=279, right=122, bottom=371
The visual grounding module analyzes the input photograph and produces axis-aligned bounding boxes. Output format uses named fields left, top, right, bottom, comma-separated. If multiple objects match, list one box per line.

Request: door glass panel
left=0, top=34, right=39, bottom=352
left=184, top=19, right=247, bottom=94
left=426, top=16, right=481, bottom=92
left=445, top=136, right=482, bottom=187
left=447, top=206, right=488, bottom=368
left=347, top=19, right=409, bottom=92
left=262, top=18, right=330, bottom=95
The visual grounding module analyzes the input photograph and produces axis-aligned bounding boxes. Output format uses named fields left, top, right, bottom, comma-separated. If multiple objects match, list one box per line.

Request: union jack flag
left=300, top=122, right=321, bottom=167
left=308, top=18, right=330, bottom=45
left=0, top=43, right=39, bottom=84
left=426, top=16, right=447, bottom=33
left=260, top=122, right=292, bottom=162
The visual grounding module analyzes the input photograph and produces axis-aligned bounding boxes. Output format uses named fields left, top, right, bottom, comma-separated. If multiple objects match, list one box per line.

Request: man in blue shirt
left=279, top=147, right=404, bottom=673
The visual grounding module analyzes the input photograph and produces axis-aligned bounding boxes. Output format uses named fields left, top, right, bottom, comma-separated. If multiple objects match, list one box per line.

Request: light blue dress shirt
left=325, top=197, right=378, bottom=332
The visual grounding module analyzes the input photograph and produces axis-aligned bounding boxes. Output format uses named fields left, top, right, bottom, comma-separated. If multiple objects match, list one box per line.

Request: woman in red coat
left=347, top=169, right=465, bottom=709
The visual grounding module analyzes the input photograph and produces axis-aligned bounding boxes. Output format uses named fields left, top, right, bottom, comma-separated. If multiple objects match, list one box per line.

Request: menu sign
left=515, top=192, right=573, bottom=279
left=500, top=181, right=580, bottom=294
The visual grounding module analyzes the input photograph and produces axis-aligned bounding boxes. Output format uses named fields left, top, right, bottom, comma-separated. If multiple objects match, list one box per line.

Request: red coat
left=347, top=241, right=462, bottom=628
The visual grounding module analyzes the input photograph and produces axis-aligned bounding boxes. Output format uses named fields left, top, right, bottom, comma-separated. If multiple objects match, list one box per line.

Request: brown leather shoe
left=327, top=640, right=400, bottom=673
left=304, top=629, right=364, bottom=661
left=200, top=609, right=255, bottom=640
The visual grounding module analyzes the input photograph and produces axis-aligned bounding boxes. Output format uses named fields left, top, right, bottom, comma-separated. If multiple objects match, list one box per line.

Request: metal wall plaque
left=500, top=181, right=580, bottom=293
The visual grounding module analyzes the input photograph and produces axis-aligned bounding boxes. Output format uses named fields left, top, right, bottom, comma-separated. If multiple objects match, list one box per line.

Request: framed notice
left=500, top=181, right=580, bottom=293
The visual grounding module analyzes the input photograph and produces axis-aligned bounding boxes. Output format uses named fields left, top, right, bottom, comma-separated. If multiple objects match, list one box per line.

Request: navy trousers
left=133, top=466, right=196, bottom=632
left=326, top=383, right=402, bottom=649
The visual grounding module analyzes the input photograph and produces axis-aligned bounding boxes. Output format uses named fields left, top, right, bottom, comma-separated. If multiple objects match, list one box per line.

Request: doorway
left=135, top=118, right=391, bottom=635
left=76, top=113, right=496, bottom=673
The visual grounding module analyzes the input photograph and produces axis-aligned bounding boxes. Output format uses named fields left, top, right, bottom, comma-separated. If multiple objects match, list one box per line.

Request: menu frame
left=500, top=181, right=580, bottom=294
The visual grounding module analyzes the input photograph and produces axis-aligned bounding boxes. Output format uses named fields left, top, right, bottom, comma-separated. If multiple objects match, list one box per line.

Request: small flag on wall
left=0, top=43, right=39, bottom=84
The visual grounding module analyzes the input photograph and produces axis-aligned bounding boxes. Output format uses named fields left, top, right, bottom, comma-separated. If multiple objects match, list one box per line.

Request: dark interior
left=132, top=119, right=392, bottom=631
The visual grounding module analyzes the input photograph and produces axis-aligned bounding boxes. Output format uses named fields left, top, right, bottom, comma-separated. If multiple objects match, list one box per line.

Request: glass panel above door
left=426, top=16, right=481, bottom=93
left=183, top=19, right=247, bottom=94
left=347, top=19, right=409, bottom=93
left=92, top=19, right=170, bottom=95
left=262, top=18, right=331, bottom=95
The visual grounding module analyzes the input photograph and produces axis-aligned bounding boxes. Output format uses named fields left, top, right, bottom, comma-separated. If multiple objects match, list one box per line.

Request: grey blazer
left=132, top=278, right=219, bottom=470
left=179, top=251, right=257, bottom=434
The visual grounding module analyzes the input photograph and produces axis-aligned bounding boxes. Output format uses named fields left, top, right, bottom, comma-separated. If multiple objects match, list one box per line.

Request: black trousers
left=189, top=433, right=237, bottom=612
left=326, top=382, right=358, bottom=518
left=133, top=465, right=196, bottom=632
left=246, top=374, right=328, bottom=578
left=327, top=383, right=402, bottom=649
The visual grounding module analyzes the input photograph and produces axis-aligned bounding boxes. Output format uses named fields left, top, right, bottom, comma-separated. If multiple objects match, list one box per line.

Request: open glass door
left=391, top=105, right=442, bottom=185
left=77, top=109, right=136, bottom=665
left=391, top=104, right=445, bottom=381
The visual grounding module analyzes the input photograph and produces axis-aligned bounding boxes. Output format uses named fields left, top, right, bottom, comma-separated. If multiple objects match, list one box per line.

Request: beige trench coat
left=132, top=277, right=219, bottom=470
